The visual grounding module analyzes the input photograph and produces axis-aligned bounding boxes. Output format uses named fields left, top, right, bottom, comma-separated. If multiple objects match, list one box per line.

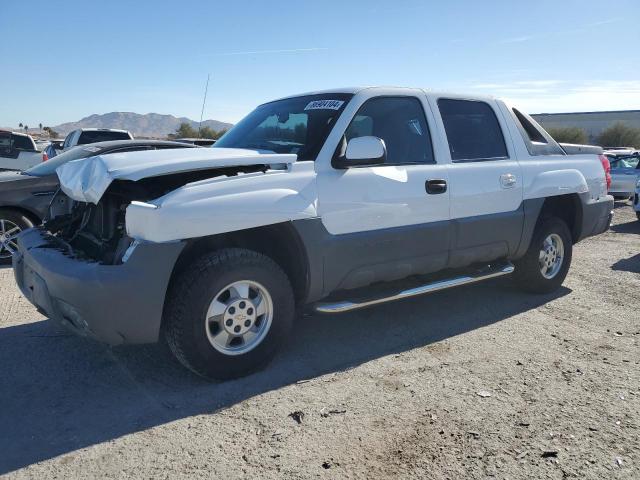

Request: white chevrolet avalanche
left=13, top=87, right=613, bottom=380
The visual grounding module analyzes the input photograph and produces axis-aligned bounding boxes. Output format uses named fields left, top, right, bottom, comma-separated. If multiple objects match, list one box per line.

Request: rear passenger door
left=430, top=97, right=523, bottom=267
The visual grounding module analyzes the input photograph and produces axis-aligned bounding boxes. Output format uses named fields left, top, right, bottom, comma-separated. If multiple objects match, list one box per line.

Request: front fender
left=126, top=170, right=318, bottom=243
left=524, top=169, right=589, bottom=199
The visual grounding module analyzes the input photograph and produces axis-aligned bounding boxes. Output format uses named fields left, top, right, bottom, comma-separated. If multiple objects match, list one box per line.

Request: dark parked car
left=0, top=140, right=197, bottom=263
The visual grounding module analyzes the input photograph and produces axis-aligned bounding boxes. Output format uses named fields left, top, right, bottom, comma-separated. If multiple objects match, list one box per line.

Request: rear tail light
left=599, top=154, right=611, bottom=191
left=42, top=152, right=48, bottom=162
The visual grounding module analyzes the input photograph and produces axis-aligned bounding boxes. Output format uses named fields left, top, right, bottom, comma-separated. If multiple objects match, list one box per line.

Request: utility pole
left=198, top=73, right=210, bottom=138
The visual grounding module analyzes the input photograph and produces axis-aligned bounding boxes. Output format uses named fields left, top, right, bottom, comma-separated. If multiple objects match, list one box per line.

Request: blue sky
left=1, top=0, right=639, bottom=128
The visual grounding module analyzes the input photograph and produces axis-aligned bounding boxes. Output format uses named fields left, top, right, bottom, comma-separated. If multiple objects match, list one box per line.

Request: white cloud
left=468, top=80, right=640, bottom=113
left=497, top=18, right=624, bottom=44
left=213, top=47, right=328, bottom=57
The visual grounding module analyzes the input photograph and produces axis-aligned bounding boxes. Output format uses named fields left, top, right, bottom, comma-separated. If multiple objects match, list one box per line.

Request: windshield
left=214, top=94, right=353, bottom=160
left=25, top=145, right=103, bottom=176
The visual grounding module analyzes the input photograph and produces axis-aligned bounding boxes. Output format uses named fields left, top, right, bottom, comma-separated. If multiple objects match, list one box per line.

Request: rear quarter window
left=511, top=108, right=565, bottom=156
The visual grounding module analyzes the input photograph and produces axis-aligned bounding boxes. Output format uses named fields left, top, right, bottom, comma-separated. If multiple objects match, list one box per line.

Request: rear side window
left=343, top=96, right=434, bottom=165
left=11, top=134, right=35, bottom=150
left=77, top=131, right=132, bottom=145
left=438, top=99, right=508, bottom=161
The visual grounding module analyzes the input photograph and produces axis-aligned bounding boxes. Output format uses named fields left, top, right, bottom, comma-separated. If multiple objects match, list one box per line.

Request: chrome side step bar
left=314, top=262, right=515, bottom=314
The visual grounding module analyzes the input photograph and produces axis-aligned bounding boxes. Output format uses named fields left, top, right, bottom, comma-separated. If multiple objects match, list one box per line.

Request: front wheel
left=163, top=248, right=295, bottom=380
left=513, top=217, right=573, bottom=294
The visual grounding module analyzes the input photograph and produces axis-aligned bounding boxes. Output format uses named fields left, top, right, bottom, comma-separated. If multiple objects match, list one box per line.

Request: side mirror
left=343, top=136, right=386, bottom=167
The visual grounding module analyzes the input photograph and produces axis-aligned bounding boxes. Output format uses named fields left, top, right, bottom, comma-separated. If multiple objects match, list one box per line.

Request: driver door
left=316, top=94, right=451, bottom=294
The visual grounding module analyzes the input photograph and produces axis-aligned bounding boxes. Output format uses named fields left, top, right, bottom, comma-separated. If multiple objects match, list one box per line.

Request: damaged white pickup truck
left=13, top=87, right=613, bottom=379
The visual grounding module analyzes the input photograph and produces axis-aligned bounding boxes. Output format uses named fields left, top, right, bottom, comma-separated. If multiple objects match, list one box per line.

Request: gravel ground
left=1, top=203, right=638, bottom=479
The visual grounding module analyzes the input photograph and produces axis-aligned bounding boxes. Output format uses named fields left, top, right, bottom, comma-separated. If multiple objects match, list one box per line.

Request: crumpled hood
left=56, top=147, right=296, bottom=204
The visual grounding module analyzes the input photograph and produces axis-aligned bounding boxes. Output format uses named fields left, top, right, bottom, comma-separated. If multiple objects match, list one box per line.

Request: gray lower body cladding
left=13, top=228, right=185, bottom=345
left=295, top=195, right=613, bottom=301
left=293, top=206, right=524, bottom=301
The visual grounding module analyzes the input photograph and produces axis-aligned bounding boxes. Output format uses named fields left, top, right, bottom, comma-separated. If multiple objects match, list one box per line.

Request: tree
left=24, top=125, right=29, bottom=133
left=39, top=123, right=43, bottom=133
left=199, top=126, right=226, bottom=139
left=168, top=122, right=198, bottom=139
left=168, top=122, right=227, bottom=140
left=546, top=127, right=588, bottom=145
left=597, top=122, right=640, bottom=149
left=18, top=123, right=23, bottom=129
left=43, top=127, right=59, bottom=138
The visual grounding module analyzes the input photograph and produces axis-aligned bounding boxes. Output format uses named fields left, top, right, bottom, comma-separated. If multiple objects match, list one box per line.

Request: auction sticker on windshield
left=304, top=100, right=345, bottom=111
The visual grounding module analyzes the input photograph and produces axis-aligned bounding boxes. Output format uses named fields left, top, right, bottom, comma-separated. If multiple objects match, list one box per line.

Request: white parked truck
left=13, top=87, right=613, bottom=379
left=61, top=128, right=133, bottom=150
left=0, top=131, right=42, bottom=170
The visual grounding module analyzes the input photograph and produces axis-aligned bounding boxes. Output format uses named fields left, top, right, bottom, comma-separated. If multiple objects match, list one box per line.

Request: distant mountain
left=51, top=112, right=234, bottom=138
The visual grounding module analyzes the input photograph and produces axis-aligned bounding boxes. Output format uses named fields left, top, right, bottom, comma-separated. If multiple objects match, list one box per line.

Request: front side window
left=342, top=96, right=434, bottom=165
left=438, top=99, right=508, bottom=161
left=215, top=94, right=352, bottom=161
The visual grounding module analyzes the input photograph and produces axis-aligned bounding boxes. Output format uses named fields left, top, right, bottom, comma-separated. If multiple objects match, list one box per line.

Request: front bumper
left=13, top=228, right=185, bottom=345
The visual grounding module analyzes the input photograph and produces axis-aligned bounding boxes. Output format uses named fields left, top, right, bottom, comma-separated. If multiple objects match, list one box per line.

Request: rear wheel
left=0, top=209, right=34, bottom=264
left=163, top=248, right=295, bottom=380
left=513, top=217, right=572, bottom=294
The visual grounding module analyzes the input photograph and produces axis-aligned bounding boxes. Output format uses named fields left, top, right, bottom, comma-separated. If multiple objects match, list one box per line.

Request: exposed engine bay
left=43, top=166, right=267, bottom=264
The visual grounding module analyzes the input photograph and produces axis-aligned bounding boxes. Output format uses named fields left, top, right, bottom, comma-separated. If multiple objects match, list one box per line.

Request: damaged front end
left=44, top=166, right=268, bottom=264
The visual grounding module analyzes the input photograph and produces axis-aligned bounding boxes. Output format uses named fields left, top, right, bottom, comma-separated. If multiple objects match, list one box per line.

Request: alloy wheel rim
left=205, top=280, right=274, bottom=356
left=538, top=233, right=564, bottom=279
left=0, top=219, right=21, bottom=260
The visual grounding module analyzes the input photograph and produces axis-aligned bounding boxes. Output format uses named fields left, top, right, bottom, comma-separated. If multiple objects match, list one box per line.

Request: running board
left=314, top=262, right=515, bottom=314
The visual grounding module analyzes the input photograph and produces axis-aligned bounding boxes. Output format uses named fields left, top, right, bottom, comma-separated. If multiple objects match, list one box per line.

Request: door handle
left=426, top=179, right=447, bottom=194
left=500, top=173, right=517, bottom=188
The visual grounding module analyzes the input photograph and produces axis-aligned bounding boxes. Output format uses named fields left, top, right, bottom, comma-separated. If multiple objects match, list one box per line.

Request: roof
left=268, top=86, right=497, bottom=104
left=0, top=130, right=32, bottom=138
left=71, top=128, right=130, bottom=133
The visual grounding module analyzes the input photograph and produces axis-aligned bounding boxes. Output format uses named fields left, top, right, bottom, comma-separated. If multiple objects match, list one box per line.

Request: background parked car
left=0, top=140, right=197, bottom=263
left=174, top=137, right=217, bottom=147
left=42, top=139, right=65, bottom=161
left=604, top=151, right=639, bottom=199
left=34, top=139, right=51, bottom=152
left=0, top=131, right=42, bottom=171
left=62, top=128, right=133, bottom=151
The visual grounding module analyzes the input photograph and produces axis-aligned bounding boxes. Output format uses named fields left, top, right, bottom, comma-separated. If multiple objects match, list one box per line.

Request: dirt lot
left=0, top=203, right=638, bottom=479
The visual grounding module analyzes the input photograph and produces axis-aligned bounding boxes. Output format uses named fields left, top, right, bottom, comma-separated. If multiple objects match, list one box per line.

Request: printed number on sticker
left=304, top=100, right=345, bottom=111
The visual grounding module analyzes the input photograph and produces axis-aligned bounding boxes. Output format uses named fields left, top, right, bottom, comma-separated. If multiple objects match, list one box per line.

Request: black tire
left=636, top=211, right=640, bottom=221
left=513, top=217, right=573, bottom=294
left=163, top=248, right=295, bottom=380
left=0, top=209, right=35, bottom=264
